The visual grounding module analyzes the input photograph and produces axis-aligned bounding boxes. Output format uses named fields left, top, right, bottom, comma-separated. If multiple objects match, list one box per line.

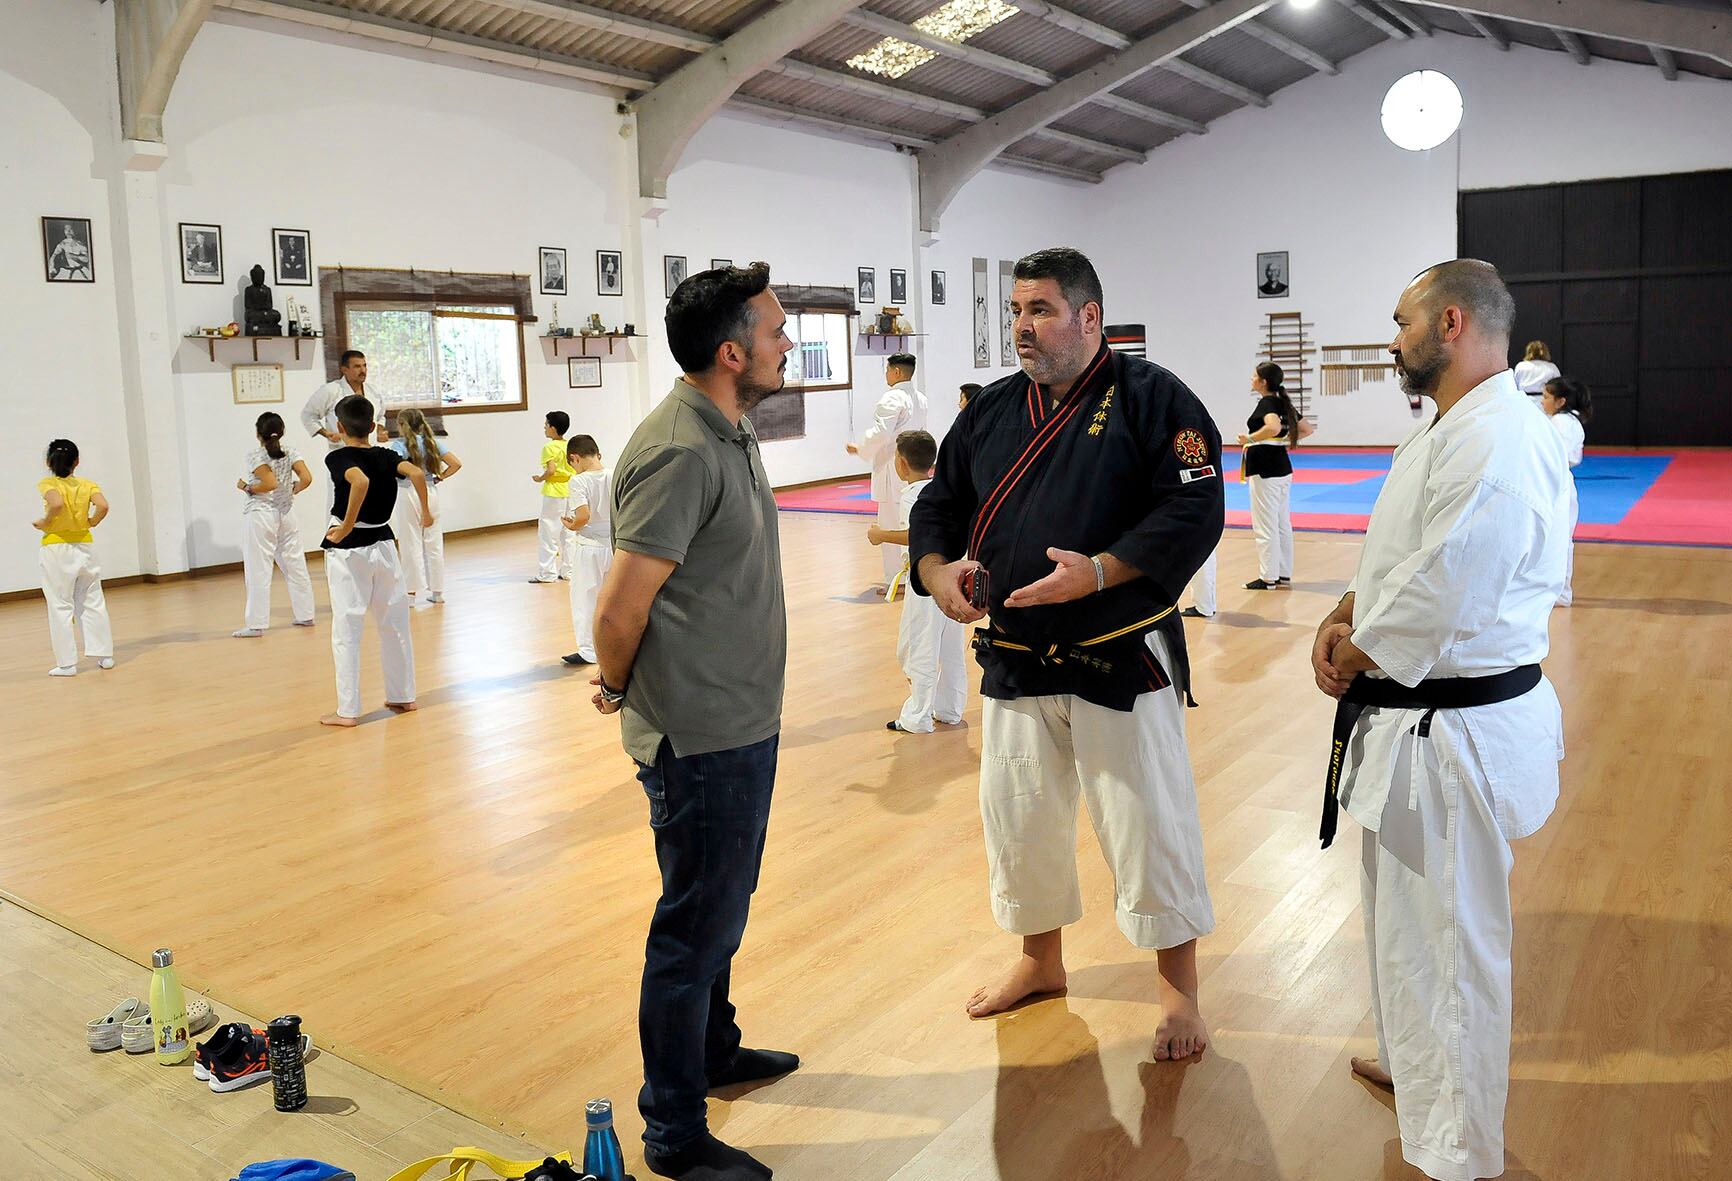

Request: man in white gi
left=848, top=353, right=927, bottom=590
left=302, top=350, right=373, bottom=449
left=1312, top=260, right=1570, bottom=1181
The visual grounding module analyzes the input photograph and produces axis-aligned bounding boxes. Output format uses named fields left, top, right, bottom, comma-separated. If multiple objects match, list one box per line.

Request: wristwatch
left=599, top=677, right=626, bottom=705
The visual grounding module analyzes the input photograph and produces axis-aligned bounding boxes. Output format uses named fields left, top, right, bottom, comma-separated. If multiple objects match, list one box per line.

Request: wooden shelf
left=184, top=334, right=319, bottom=362
left=542, top=333, right=642, bottom=357
left=858, top=332, right=926, bottom=344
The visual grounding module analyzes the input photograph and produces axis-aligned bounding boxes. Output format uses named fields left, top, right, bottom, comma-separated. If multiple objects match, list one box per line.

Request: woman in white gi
left=33, top=439, right=114, bottom=676
left=1313, top=261, right=1570, bottom=1181
left=1542, top=377, right=1590, bottom=606
left=1512, top=340, right=1559, bottom=407
left=381, top=408, right=461, bottom=606
left=233, top=412, right=316, bottom=637
left=1239, top=362, right=1307, bottom=590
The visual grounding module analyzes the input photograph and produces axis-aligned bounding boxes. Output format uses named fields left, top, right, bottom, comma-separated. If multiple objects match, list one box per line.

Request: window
left=781, top=311, right=853, bottom=393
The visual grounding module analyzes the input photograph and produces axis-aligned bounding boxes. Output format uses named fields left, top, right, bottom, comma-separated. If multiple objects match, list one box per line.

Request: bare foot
left=1351, top=1056, right=1394, bottom=1089
left=966, top=955, right=1066, bottom=1018
left=385, top=701, right=417, bottom=713
left=319, top=713, right=358, bottom=728
left=1152, top=993, right=1209, bottom=1060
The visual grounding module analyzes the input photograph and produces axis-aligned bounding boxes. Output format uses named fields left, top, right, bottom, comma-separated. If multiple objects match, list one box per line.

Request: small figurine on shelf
left=586, top=313, right=606, bottom=336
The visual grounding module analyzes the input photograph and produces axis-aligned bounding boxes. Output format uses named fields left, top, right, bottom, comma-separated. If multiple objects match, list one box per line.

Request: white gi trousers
left=1248, top=474, right=1294, bottom=581
left=39, top=543, right=113, bottom=668
left=242, top=509, right=315, bottom=630
left=537, top=497, right=571, bottom=580
left=568, top=537, right=613, bottom=663
left=392, top=484, right=444, bottom=597
left=978, top=633, right=1214, bottom=949
left=1186, top=549, right=1217, bottom=616
left=895, top=591, right=967, bottom=732
left=877, top=495, right=904, bottom=587
left=323, top=538, right=414, bottom=718
left=1558, top=476, right=1578, bottom=606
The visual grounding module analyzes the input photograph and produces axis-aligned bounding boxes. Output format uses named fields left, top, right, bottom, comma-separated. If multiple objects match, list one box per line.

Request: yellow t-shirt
left=38, top=475, right=100, bottom=545
left=540, top=439, right=574, bottom=498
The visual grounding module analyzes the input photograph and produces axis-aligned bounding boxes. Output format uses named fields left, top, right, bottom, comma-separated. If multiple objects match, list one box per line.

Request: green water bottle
left=149, top=948, right=191, bottom=1065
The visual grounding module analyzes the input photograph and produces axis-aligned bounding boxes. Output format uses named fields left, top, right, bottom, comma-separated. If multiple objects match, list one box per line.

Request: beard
left=735, top=346, right=787, bottom=411
left=1017, top=322, right=1092, bottom=388
left=1393, top=326, right=1447, bottom=398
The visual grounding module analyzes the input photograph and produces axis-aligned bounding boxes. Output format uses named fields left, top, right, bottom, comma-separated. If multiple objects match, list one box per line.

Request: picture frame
left=1257, top=250, right=1290, bottom=299
left=42, top=216, right=94, bottom=283
left=596, top=250, right=622, bottom=296
left=568, top=356, right=602, bottom=389
left=710, top=258, right=733, bottom=271
left=930, top=269, right=946, bottom=306
left=857, top=267, right=876, bottom=304
left=540, top=246, right=568, bottom=295
left=232, top=362, right=285, bottom=405
left=664, top=255, right=688, bottom=297
left=179, top=222, right=224, bottom=284
left=272, top=228, right=311, bottom=286
left=889, top=269, right=907, bottom=305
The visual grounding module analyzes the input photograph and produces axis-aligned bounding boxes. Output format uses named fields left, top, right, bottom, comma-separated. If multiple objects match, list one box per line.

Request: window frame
left=779, top=308, right=855, bottom=395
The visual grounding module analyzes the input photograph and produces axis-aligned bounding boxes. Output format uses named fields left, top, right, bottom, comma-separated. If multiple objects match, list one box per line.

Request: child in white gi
left=233, top=411, right=316, bottom=637
left=34, top=439, right=114, bottom=676
left=319, top=395, right=431, bottom=728
left=1542, top=377, right=1591, bottom=606
left=560, top=434, right=612, bottom=666
left=869, top=430, right=966, bottom=732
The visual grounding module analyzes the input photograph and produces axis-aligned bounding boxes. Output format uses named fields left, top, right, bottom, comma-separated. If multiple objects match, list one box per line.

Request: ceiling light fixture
left=1381, top=69, right=1463, bottom=151
left=1290, top=0, right=1321, bottom=9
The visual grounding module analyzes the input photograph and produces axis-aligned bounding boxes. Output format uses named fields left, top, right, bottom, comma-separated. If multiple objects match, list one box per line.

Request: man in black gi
left=910, top=248, right=1223, bottom=1059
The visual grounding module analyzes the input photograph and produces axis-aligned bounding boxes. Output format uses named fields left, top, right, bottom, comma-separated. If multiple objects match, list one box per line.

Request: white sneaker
left=427, top=593, right=444, bottom=604
left=49, top=666, right=77, bottom=678
left=97, top=658, right=114, bottom=669
left=232, top=628, right=264, bottom=638
left=292, top=619, right=315, bottom=628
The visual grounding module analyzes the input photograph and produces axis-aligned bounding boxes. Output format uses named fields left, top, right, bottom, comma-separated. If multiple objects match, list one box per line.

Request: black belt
left=1320, top=664, right=1541, bottom=849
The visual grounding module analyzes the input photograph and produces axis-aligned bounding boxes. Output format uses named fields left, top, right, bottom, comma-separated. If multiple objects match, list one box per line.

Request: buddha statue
left=243, top=264, right=282, bottom=336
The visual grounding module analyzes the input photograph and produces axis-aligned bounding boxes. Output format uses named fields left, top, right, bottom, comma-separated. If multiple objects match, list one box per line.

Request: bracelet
left=1091, top=554, right=1105, bottom=594
left=599, top=677, right=626, bottom=705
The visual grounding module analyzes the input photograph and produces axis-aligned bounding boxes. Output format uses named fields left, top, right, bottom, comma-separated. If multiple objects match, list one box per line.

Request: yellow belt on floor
left=387, top=1146, right=575, bottom=1181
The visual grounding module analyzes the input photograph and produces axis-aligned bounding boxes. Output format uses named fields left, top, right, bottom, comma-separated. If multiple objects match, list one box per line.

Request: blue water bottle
left=582, top=1098, right=626, bottom=1181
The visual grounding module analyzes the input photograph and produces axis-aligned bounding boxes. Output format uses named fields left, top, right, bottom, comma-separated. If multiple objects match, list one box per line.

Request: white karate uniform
left=1550, top=411, right=1585, bottom=606
left=240, top=447, right=315, bottom=630
left=1512, top=359, right=1559, bottom=409
left=1338, top=370, right=1569, bottom=1181
left=894, top=479, right=966, bottom=732
left=387, top=440, right=444, bottom=599
left=39, top=543, right=113, bottom=668
left=979, top=630, right=1214, bottom=950
left=566, top=468, right=613, bottom=663
left=857, top=381, right=928, bottom=585
left=324, top=539, right=415, bottom=719
left=1186, top=549, right=1217, bottom=616
left=300, top=379, right=371, bottom=449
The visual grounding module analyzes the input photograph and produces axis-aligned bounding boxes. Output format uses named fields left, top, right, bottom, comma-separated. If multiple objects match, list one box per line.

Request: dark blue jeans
left=635, top=734, right=778, bottom=1155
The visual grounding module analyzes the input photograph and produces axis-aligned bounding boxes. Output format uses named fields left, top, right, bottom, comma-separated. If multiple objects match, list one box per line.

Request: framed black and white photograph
left=179, top=222, right=223, bottom=284
left=596, top=250, right=622, bottom=296
left=272, top=227, right=311, bottom=286
left=710, top=258, right=733, bottom=271
left=889, top=269, right=907, bottom=305
left=930, top=269, right=946, bottom=306
left=858, top=267, right=876, bottom=304
left=1257, top=250, right=1290, bottom=299
left=41, top=216, right=93, bottom=283
left=540, top=246, right=568, bottom=295
left=664, top=255, right=688, bottom=297
left=568, top=356, right=602, bottom=389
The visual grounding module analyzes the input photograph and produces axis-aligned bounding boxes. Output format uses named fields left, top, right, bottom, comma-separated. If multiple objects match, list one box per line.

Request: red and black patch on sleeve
left=1174, top=428, right=1210, bottom=466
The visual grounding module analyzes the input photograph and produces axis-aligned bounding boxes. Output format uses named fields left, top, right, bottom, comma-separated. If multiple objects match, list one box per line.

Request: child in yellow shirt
left=530, top=410, right=575, bottom=582
left=33, top=439, right=115, bottom=677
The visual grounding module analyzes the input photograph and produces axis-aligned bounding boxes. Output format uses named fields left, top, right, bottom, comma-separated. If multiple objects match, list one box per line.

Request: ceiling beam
left=1459, top=11, right=1510, bottom=50
left=769, top=57, right=985, bottom=122
left=116, top=0, right=216, bottom=142
left=918, top=0, right=1276, bottom=232
left=1013, top=0, right=1131, bottom=49
left=1031, top=127, right=1145, bottom=163
left=1238, top=19, right=1339, bottom=74
left=1650, top=44, right=1679, bottom=80
left=1161, top=58, right=1271, bottom=107
left=632, top=0, right=870, bottom=199
left=1331, top=0, right=1409, bottom=41
left=1092, top=92, right=1208, bottom=136
left=839, top=10, right=1054, bottom=88
left=1554, top=27, right=1591, bottom=65
left=1379, top=0, right=1432, bottom=37
left=480, top=0, right=709, bottom=52
left=1407, top=0, right=1732, bottom=67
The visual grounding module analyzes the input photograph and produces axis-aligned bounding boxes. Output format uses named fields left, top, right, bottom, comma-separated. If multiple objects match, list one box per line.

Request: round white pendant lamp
left=1381, top=70, right=1463, bottom=151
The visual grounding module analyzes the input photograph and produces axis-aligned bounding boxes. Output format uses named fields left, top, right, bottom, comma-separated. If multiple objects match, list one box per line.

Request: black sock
left=709, top=1047, right=800, bottom=1088
left=644, top=1131, right=772, bottom=1180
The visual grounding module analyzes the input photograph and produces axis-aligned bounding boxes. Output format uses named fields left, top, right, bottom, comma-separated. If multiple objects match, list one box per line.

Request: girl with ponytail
left=234, top=411, right=316, bottom=637
left=1237, top=362, right=1310, bottom=590
left=1542, top=377, right=1592, bottom=606
left=380, top=408, right=462, bottom=605
left=33, top=439, right=115, bottom=675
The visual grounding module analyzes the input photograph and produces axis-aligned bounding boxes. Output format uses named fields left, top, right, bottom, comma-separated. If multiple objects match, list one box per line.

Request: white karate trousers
left=978, top=632, right=1214, bottom=949
left=1248, top=474, right=1294, bottom=582
left=392, top=484, right=444, bottom=597
left=323, top=539, right=414, bottom=718
left=1186, top=549, right=1217, bottom=616
left=877, top=497, right=904, bottom=588
left=242, top=509, right=315, bottom=630
left=1362, top=725, right=1518, bottom=1181
left=568, top=537, right=614, bottom=663
left=1558, top=476, right=1578, bottom=606
left=895, top=591, right=967, bottom=732
left=537, top=498, right=571, bottom=580
left=39, top=543, right=113, bottom=668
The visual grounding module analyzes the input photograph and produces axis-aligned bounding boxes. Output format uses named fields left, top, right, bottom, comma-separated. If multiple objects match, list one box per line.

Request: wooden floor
left=1, top=516, right=1727, bottom=1180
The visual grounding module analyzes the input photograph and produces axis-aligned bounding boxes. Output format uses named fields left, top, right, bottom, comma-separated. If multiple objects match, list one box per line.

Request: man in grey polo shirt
left=591, top=263, right=794, bottom=1181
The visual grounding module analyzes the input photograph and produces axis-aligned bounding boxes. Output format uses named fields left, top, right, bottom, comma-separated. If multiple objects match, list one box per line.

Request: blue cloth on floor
left=232, top=1162, right=355, bottom=1181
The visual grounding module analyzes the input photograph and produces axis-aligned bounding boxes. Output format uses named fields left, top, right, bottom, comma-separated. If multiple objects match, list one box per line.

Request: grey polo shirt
left=612, top=380, right=787, bottom=764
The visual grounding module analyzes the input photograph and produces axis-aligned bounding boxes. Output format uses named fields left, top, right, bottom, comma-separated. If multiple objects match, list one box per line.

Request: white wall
left=1083, top=34, right=1732, bottom=445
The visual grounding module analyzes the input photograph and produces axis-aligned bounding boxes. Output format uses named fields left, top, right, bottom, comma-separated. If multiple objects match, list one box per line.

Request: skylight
left=846, top=0, right=1020, bottom=79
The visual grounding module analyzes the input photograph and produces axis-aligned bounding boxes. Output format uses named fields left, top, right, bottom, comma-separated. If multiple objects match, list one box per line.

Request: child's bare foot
left=385, top=701, right=417, bottom=713
left=966, top=955, right=1067, bottom=1018
left=319, top=713, right=358, bottom=728
left=1351, top=1056, right=1394, bottom=1088
left=1152, top=993, right=1209, bottom=1060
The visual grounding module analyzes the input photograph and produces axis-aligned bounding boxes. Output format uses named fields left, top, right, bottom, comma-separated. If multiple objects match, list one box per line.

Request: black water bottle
left=267, top=1014, right=308, bottom=1111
